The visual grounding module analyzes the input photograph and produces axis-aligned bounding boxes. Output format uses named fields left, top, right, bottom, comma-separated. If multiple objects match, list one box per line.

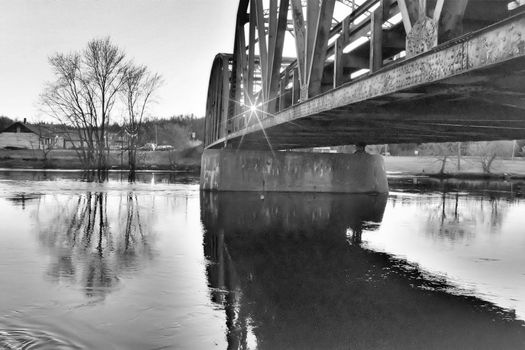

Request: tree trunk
left=485, top=154, right=497, bottom=174
left=457, top=142, right=461, bottom=172
left=128, top=137, right=137, bottom=182
left=439, top=156, right=448, bottom=175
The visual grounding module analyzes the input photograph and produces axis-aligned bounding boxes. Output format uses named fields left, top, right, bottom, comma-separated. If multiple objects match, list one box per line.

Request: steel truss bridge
left=205, top=0, right=525, bottom=150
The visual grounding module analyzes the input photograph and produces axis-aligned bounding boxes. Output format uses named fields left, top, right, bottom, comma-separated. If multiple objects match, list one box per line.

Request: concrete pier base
left=200, top=149, right=388, bottom=193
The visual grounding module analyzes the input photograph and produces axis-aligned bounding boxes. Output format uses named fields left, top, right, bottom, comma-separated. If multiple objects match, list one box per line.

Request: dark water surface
left=0, top=170, right=524, bottom=349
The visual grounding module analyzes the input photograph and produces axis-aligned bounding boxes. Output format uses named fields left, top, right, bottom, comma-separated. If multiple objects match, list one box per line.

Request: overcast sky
left=0, top=0, right=239, bottom=121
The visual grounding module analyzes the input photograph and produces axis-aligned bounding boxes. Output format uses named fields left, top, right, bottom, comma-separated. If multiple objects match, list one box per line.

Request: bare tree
left=121, top=64, right=162, bottom=179
left=41, top=53, right=93, bottom=168
left=41, top=37, right=127, bottom=174
left=467, top=141, right=513, bottom=174
left=419, top=142, right=458, bottom=175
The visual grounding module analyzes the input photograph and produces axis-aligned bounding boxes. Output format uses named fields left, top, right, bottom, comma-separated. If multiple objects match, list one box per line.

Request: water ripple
left=0, top=328, right=84, bottom=350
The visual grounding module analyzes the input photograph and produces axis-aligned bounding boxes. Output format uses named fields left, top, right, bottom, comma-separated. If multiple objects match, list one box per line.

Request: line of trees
left=0, top=116, right=13, bottom=130
left=417, top=141, right=523, bottom=174
left=137, top=115, right=204, bottom=147
left=40, top=37, right=162, bottom=178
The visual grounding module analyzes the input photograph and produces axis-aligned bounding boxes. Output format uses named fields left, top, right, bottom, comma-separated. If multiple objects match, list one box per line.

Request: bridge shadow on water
left=201, top=191, right=525, bottom=350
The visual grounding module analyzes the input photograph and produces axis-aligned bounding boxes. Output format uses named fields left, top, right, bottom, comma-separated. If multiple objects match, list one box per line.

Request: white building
left=0, top=121, right=52, bottom=149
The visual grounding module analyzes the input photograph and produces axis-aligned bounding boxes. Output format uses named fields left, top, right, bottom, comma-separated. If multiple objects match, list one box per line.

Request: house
left=0, top=120, right=53, bottom=150
left=0, top=121, right=132, bottom=150
left=62, top=135, right=84, bottom=149
left=54, top=130, right=84, bottom=149
left=55, top=129, right=126, bottom=150
left=107, top=131, right=129, bottom=150
left=37, top=126, right=87, bottom=149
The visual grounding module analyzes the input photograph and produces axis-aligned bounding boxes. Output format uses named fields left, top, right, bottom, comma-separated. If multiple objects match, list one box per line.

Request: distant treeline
left=104, top=114, right=205, bottom=148
left=136, top=115, right=204, bottom=147
left=0, top=116, right=14, bottom=131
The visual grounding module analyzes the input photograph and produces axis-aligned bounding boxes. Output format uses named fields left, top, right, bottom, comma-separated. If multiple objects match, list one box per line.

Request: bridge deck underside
left=209, top=14, right=525, bottom=150
left=234, top=59, right=525, bottom=148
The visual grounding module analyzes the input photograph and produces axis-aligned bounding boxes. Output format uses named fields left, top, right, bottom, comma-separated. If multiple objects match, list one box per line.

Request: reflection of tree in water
left=36, top=192, right=154, bottom=299
left=419, top=191, right=517, bottom=241
left=388, top=178, right=523, bottom=242
left=5, top=193, right=42, bottom=210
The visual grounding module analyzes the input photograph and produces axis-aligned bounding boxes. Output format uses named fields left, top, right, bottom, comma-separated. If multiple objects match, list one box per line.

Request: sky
left=0, top=0, right=239, bottom=122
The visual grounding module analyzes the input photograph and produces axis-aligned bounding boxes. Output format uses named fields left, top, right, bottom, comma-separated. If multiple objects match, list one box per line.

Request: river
left=0, top=170, right=524, bottom=349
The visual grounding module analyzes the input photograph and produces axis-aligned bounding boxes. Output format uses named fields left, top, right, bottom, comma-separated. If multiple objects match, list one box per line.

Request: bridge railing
left=204, top=0, right=524, bottom=148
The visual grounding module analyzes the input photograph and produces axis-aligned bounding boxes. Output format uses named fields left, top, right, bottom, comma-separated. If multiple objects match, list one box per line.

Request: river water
left=0, top=170, right=524, bottom=349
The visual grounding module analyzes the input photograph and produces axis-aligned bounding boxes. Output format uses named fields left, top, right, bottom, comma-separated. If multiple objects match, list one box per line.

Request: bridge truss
left=205, top=0, right=525, bottom=149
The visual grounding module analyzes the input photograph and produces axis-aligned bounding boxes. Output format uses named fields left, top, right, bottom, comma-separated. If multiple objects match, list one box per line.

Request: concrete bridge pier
left=200, top=149, right=388, bottom=193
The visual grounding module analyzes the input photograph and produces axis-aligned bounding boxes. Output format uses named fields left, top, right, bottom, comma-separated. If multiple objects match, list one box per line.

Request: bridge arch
left=204, top=54, right=232, bottom=147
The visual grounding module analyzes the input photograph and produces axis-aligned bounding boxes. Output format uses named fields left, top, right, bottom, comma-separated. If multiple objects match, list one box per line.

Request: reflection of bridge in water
left=201, top=0, right=525, bottom=193
left=201, top=191, right=525, bottom=349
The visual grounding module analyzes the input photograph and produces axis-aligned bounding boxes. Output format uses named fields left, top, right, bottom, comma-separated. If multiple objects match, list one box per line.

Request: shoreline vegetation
left=1, top=150, right=525, bottom=179
left=384, top=156, right=525, bottom=180
left=0, top=147, right=202, bottom=173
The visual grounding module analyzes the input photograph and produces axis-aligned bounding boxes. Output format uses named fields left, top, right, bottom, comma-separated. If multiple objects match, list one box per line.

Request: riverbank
left=1, top=150, right=525, bottom=179
left=0, top=147, right=202, bottom=172
left=384, top=156, right=525, bottom=179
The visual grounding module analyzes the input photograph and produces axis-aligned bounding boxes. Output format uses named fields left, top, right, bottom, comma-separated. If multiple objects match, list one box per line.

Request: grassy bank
left=2, top=150, right=525, bottom=179
left=0, top=147, right=202, bottom=172
left=384, top=156, right=525, bottom=178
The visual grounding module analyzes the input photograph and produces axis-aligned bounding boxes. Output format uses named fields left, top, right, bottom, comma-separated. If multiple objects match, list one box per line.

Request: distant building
left=59, top=132, right=84, bottom=149
left=0, top=120, right=53, bottom=149
left=0, top=121, right=133, bottom=150
left=107, top=131, right=130, bottom=150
